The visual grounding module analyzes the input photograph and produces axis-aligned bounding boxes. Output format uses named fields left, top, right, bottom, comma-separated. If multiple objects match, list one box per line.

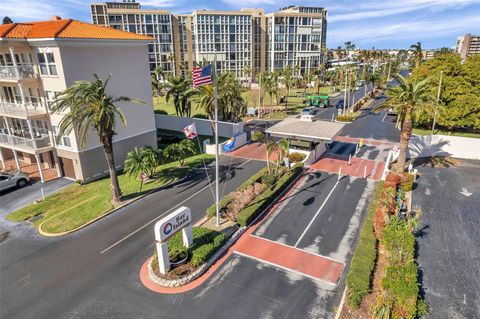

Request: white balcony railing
left=0, top=101, right=47, bottom=118
left=0, top=65, right=36, bottom=80
left=0, top=133, right=51, bottom=151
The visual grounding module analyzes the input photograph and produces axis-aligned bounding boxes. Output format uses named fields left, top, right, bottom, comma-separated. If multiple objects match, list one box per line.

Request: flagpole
left=214, top=53, right=220, bottom=227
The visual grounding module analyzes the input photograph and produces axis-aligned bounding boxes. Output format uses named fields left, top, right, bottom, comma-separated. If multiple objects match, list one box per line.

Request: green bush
left=401, top=173, right=415, bottom=192
left=206, top=167, right=269, bottom=218
left=346, top=181, right=384, bottom=309
left=288, top=152, right=306, bottom=163
left=336, top=114, right=354, bottom=122
left=192, top=113, right=209, bottom=119
left=261, top=172, right=278, bottom=186
left=154, top=109, right=168, bottom=115
left=151, top=226, right=226, bottom=271
left=236, top=163, right=303, bottom=227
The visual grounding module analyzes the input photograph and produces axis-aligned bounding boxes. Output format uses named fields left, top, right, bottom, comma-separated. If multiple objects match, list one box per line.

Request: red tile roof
left=0, top=18, right=153, bottom=41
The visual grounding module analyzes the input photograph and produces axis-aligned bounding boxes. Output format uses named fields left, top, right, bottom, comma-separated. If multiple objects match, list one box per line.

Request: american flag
left=192, top=64, right=213, bottom=87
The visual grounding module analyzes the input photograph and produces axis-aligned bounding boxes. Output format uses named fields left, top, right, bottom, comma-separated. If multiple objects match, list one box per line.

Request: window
left=45, top=91, right=57, bottom=112
left=36, top=50, right=57, bottom=76
left=53, top=126, right=72, bottom=148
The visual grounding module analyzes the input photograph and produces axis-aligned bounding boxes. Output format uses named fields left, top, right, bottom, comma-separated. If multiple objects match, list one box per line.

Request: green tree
left=164, top=76, right=194, bottom=117
left=409, top=41, right=423, bottom=69
left=243, top=64, right=252, bottom=83
left=373, top=75, right=431, bottom=173
left=281, top=65, right=296, bottom=111
left=124, top=146, right=161, bottom=190
left=164, top=139, right=196, bottom=166
left=251, top=131, right=276, bottom=173
left=52, top=74, right=145, bottom=202
left=3, top=16, right=13, bottom=24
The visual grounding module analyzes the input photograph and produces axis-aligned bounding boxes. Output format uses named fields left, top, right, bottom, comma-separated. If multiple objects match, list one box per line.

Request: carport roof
left=265, top=118, right=345, bottom=142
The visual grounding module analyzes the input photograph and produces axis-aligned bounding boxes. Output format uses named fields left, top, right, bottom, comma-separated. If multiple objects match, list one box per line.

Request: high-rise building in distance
left=90, top=1, right=327, bottom=80
left=456, top=33, right=480, bottom=60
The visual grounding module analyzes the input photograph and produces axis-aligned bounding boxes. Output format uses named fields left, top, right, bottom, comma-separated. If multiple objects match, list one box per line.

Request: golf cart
left=305, top=95, right=330, bottom=108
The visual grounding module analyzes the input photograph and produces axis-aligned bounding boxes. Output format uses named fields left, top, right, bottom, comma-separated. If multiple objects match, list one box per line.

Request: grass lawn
left=7, top=154, right=214, bottom=234
left=153, top=95, right=206, bottom=116
left=413, top=126, right=480, bottom=139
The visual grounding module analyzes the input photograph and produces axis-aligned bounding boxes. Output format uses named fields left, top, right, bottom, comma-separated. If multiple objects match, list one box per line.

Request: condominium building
left=0, top=17, right=157, bottom=183
left=90, top=1, right=327, bottom=79
left=456, top=33, right=480, bottom=60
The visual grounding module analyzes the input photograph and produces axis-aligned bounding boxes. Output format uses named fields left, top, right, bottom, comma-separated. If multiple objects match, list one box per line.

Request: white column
left=35, top=153, right=45, bottom=183
left=0, top=147, right=5, bottom=170
left=12, top=149, right=20, bottom=170
left=52, top=151, right=62, bottom=177
left=155, top=241, right=170, bottom=274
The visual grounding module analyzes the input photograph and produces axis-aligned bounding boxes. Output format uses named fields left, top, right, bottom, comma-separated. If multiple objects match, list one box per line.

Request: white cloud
left=0, top=0, right=68, bottom=21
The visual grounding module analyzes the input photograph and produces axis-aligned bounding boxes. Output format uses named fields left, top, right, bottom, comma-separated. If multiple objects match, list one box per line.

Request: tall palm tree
left=281, top=66, right=296, bottom=111
left=409, top=42, right=423, bottom=69
left=164, top=76, right=194, bottom=117
left=52, top=74, right=145, bottom=202
left=243, top=65, right=252, bottom=84
left=373, top=75, right=431, bottom=173
left=251, top=131, right=276, bottom=173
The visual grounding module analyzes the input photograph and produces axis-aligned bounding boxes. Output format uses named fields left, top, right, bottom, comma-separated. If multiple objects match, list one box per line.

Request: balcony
left=0, top=65, right=36, bottom=80
left=0, top=101, right=47, bottom=119
left=0, top=133, right=52, bottom=152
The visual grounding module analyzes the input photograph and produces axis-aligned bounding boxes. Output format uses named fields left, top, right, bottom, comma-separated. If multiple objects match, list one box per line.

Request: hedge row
left=381, top=218, right=419, bottom=318
left=152, top=226, right=226, bottom=272
left=206, top=166, right=269, bottom=218
left=400, top=173, right=415, bottom=192
left=236, top=163, right=304, bottom=227
left=346, top=181, right=384, bottom=309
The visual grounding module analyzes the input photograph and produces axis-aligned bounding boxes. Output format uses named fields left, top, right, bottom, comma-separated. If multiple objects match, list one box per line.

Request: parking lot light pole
left=343, top=69, right=347, bottom=116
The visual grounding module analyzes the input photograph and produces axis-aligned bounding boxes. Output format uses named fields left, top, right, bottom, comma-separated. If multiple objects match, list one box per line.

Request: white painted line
left=250, top=234, right=344, bottom=265
left=382, top=111, right=388, bottom=123
left=294, top=179, right=341, bottom=248
left=233, top=251, right=337, bottom=288
left=100, top=159, right=252, bottom=254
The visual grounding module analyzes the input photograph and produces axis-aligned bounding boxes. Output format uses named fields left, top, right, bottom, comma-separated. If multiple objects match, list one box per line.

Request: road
left=414, top=160, right=480, bottom=319
left=0, top=156, right=265, bottom=318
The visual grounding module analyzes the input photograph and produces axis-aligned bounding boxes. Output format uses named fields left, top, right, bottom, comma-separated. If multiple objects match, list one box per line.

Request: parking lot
left=414, top=160, right=480, bottom=319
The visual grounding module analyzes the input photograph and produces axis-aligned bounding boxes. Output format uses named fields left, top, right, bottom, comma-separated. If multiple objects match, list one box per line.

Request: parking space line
left=294, top=179, right=341, bottom=248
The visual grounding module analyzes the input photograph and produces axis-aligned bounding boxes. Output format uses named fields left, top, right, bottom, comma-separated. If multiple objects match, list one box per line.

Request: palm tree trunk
left=396, top=113, right=413, bottom=173
left=101, top=133, right=122, bottom=202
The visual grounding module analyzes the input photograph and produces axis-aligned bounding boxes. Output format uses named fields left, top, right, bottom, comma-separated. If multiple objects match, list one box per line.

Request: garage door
left=59, top=157, right=76, bottom=179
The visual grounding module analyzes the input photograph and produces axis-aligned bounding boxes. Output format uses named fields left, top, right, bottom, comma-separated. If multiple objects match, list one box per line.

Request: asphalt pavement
left=0, top=156, right=265, bottom=318
left=414, top=160, right=480, bottom=319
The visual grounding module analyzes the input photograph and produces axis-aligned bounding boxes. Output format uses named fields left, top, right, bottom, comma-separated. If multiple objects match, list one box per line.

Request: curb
left=147, top=226, right=247, bottom=288
left=37, top=177, right=178, bottom=237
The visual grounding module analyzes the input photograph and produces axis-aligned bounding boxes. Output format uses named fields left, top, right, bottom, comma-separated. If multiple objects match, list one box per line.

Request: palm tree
left=3, top=16, right=13, bottom=24
left=243, top=65, right=252, bottom=84
left=281, top=66, right=296, bottom=111
left=124, top=146, right=160, bottom=191
left=168, top=54, right=176, bottom=76
left=52, top=74, right=145, bottom=202
left=151, top=66, right=164, bottom=106
left=251, top=131, right=276, bottom=173
left=164, top=76, right=194, bottom=117
left=409, top=42, right=423, bottom=69
left=373, top=75, right=431, bottom=173
left=263, top=75, right=277, bottom=109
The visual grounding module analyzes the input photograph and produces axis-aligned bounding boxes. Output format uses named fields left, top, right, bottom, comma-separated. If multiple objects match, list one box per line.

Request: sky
left=1, top=0, right=479, bottom=49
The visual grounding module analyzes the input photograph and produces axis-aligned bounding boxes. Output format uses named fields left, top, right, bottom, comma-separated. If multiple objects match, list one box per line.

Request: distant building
left=456, top=33, right=480, bottom=60
left=0, top=16, right=156, bottom=182
left=90, top=1, right=328, bottom=79
left=423, top=50, right=436, bottom=60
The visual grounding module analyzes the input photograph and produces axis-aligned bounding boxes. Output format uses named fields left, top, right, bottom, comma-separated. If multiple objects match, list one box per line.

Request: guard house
left=265, top=117, right=345, bottom=162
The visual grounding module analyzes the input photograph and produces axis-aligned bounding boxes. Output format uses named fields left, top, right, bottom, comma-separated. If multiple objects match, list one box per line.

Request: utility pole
left=431, top=70, right=443, bottom=135
left=343, top=68, right=348, bottom=116
left=387, top=60, right=391, bottom=82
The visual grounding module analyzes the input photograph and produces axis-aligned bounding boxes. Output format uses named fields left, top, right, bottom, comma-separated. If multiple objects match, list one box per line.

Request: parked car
left=335, top=100, right=345, bottom=109
left=301, top=107, right=315, bottom=115
left=387, top=108, right=397, bottom=115
left=0, top=171, right=30, bottom=192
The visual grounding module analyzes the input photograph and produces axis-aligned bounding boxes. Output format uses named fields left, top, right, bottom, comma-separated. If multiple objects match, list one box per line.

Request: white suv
left=0, top=171, right=30, bottom=192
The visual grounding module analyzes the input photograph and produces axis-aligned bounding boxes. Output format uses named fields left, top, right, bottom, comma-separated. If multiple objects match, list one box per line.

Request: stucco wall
left=408, top=134, right=480, bottom=160
left=155, top=114, right=243, bottom=138
left=59, top=42, right=156, bottom=151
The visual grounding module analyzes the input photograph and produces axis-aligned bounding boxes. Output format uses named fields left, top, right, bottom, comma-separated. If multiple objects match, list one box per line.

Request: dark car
left=335, top=100, right=345, bottom=109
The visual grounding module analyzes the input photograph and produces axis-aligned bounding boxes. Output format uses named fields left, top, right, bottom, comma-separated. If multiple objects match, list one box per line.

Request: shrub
left=154, top=109, right=168, bottom=115
left=261, top=172, right=278, bottom=186
left=346, top=181, right=383, bottom=309
left=336, top=115, right=354, bottom=122
left=192, top=113, right=209, bottom=119
left=151, top=226, right=226, bottom=271
left=401, top=173, right=415, bottom=192
left=237, top=163, right=303, bottom=227
left=164, top=139, right=196, bottom=166
left=288, top=152, right=306, bottom=163
left=225, top=182, right=267, bottom=221
left=206, top=167, right=269, bottom=218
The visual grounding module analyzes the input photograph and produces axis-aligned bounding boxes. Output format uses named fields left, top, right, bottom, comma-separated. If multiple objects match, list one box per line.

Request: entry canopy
left=265, top=117, right=345, bottom=142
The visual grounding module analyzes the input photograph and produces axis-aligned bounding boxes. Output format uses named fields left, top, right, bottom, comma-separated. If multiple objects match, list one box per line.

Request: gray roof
left=265, top=117, right=345, bottom=142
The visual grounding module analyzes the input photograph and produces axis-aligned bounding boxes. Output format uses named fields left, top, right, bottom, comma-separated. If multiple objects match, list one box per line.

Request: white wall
left=408, top=134, right=480, bottom=160
left=155, top=114, right=243, bottom=138
left=59, top=42, right=156, bottom=150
